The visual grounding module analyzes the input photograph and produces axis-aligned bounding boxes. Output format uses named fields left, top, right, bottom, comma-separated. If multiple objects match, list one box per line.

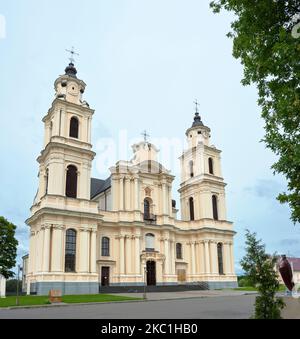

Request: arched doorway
left=146, top=261, right=156, bottom=286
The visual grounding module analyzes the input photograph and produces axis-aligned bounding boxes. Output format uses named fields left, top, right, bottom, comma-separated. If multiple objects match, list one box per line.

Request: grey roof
left=192, top=112, right=204, bottom=127
left=90, top=177, right=111, bottom=199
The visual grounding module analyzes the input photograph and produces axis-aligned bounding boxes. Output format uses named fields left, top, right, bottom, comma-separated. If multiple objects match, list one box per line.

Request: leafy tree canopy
left=210, top=0, right=300, bottom=223
left=0, top=216, right=18, bottom=279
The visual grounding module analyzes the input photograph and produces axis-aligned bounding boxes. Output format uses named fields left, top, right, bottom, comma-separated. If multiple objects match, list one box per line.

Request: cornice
left=26, top=207, right=104, bottom=225
left=38, top=139, right=95, bottom=163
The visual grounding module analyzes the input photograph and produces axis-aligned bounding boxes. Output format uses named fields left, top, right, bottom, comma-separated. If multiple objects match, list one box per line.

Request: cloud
left=279, top=238, right=300, bottom=247
left=244, top=179, right=283, bottom=199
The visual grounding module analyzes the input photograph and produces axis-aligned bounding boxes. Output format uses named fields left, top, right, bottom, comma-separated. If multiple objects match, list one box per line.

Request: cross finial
left=194, top=99, right=200, bottom=114
left=141, top=130, right=150, bottom=143
left=65, top=46, right=79, bottom=64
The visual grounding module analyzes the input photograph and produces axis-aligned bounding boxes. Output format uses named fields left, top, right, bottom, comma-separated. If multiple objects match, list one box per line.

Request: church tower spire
left=178, top=104, right=227, bottom=222
left=33, top=53, right=95, bottom=205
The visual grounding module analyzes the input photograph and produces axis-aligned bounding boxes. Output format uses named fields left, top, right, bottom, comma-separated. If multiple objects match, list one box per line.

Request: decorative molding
left=52, top=224, right=65, bottom=230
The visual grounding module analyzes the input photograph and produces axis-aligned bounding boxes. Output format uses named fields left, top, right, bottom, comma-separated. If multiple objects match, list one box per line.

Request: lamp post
left=143, top=266, right=147, bottom=300
left=16, top=264, right=22, bottom=306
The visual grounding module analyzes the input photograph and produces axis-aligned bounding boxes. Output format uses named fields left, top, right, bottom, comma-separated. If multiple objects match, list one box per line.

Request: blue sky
left=0, top=0, right=299, bottom=274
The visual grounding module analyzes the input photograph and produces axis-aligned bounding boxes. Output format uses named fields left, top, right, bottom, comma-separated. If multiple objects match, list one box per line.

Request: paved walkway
left=113, top=289, right=257, bottom=301
left=0, top=295, right=256, bottom=319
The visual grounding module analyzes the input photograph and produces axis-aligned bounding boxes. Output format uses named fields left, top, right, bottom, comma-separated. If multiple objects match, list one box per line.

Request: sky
left=0, top=0, right=299, bottom=275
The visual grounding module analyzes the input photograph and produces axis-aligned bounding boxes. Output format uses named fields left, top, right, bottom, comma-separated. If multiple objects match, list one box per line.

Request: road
left=0, top=295, right=256, bottom=319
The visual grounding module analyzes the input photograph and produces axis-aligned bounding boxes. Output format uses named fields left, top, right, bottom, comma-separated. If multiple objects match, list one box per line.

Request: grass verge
left=0, top=294, right=141, bottom=308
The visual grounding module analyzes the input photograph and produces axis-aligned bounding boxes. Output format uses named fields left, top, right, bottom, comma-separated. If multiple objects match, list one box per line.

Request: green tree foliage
left=241, top=230, right=285, bottom=319
left=210, top=0, right=300, bottom=223
left=6, top=279, right=22, bottom=294
left=0, top=216, right=18, bottom=279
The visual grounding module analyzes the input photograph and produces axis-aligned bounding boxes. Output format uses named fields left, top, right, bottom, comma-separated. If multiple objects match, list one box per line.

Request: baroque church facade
left=25, top=61, right=237, bottom=295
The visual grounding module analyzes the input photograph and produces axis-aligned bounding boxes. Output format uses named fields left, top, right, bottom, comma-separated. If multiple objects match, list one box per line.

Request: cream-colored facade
left=25, top=62, right=237, bottom=295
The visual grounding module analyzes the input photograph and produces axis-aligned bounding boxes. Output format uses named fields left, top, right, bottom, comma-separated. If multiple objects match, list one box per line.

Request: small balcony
left=143, top=213, right=157, bottom=224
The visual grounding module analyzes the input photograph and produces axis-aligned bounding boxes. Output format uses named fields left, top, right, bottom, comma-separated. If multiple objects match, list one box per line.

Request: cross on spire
left=194, top=99, right=200, bottom=114
left=65, top=46, right=79, bottom=64
left=141, top=130, right=150, bottom=143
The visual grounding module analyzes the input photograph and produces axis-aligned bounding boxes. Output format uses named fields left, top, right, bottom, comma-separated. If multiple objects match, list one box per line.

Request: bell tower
left=33, top=57, right=95, bottom=205
left=178, top=105, right=227, bottom=222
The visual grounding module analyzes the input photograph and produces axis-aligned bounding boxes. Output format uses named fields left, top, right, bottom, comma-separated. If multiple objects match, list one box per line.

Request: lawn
left=0, top=294, right=141, bottom=308
left=234, top=285, right=286, bottom=292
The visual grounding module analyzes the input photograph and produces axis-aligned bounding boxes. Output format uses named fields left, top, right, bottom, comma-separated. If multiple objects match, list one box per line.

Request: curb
left=0, top=299, right=145, bottom=310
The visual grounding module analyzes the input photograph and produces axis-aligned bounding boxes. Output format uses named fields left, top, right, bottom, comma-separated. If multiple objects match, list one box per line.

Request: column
left=111, top=177, right=117, bottom=211
left=170, top=240, right=175, bottom=275
left=60, top=109, right=65, bottom=137
left=37, top=228, right=44, bottom=272
left=199, top=241, right=205, bottom=274
left=126, top=235, right=132, bottom=274
left=230, top=242, right=234, bottom=274
left=204, top=240, right=210, bottom=274
left=134, top=177, right=139, bottom=211
left=210, top=241, right=218, bottom=275
left=195, top=241, right=201, bottom=274
left=191, top=242, right=196, bottom=275
left=119, top=177, right=124, bottom=210
left=162, top=182, right=167, bottom=215
left=28, top=230, right=35, bottom=274
left=223, top=242, right=229, bottom=274
left=119, top=235, right=125, bottom=274
left=125, top=177, right=131, bottom=211
left=51, top=225, right=64, bottom=272
left=42, top=225, right=51, bottom=272
left=135, top=235, right=141, bottom=274
left=79, top=228, right=89, bottom=273
left=90, top=229, right=97, bottom=273
left=168, top=186, right=172, bottom=217
left=164, top=238, right=169, bottom=274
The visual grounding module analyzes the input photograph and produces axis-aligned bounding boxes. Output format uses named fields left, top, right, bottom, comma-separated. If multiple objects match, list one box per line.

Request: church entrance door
left=146, top=261, right=156, bottom=286
left=101, top=267, right=110, bottom=286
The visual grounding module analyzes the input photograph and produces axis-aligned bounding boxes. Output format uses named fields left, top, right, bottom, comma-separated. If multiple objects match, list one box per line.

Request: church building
left=25, top=60, right=237, bottom=295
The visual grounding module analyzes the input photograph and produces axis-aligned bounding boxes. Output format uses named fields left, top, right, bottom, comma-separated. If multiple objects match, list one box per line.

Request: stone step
left=99, top=283, right=209, bottom=293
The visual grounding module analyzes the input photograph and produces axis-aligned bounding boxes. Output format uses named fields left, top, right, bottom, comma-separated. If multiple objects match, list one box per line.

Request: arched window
left=66, top=165, right=78, bottom=198
left=69, top=116, right=79, bottom=138
left=145, top=233, right=155, bottom=251
left=65, top=229, right=76, bottom=272
left=144, top=198, right=151, bottom=220
left=217, top=243, right=224, bottom=275
left=50, top=121, right=53, bottom=138
left=189, top=197, right=194, bottom=221
left=45, top=168, right=49, bottom=194
left=208, top=157, right=214, bottom=174
left=189, top=160, right=194, bottom=178
left=176, top=243, right=182, bottom=259
left=101, top=237, right=110, bottom=256
left=212, top=195, right=218, bottom=220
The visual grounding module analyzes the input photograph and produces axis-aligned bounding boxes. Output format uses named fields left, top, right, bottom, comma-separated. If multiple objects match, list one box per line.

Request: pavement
left=0, top=290, right=258, bottom=319
left=0, top=294, right=256, bottom=319
left=112, top=289, right=257, bottom=301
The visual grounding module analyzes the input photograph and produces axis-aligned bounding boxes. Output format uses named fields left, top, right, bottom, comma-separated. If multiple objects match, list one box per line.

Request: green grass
left=233, top=284, right=286, bottom=292
left=234, top=286, right=259, bottom=291
left=0, top=294, right=141, bottom=308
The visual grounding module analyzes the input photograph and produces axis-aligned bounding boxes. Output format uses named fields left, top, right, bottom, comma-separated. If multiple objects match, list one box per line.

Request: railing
left=143, top=213, right=157, bottom=223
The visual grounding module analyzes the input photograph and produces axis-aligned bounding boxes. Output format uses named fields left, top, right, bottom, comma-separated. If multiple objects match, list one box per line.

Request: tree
left=210, top=0, right=300, bottom=223
left=0, top=216, right=18, bottom=279
left=6, top=279, right=22, bottom=295
left=240, top=229, right=285, bottom=319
